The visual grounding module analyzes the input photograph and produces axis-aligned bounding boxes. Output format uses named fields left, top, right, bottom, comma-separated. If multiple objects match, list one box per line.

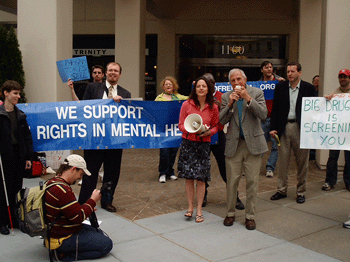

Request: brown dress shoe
left=101, top=203, right=117, bottom=212
left=245, top=219, right=256, bottom=230
left=223, top=216, right=235, bottom=226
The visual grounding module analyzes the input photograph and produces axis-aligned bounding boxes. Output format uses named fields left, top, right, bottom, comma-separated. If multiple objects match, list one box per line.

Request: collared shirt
left=103, top=81, right=118, bottom=99
left=288, top=80, right=300, bottom=120
left=333, top=86, right=350, bottom=94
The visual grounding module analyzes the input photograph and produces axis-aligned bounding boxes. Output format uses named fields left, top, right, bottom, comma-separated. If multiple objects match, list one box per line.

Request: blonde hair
left=160, top=76, right=179, bottom=94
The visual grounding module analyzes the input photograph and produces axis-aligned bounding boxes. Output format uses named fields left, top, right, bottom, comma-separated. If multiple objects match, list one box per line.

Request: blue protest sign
left=215, top=80, right=278, bottom=100
left=56, top=56, right=90, bottom=83
left=17, top=100, right=218, bottom=152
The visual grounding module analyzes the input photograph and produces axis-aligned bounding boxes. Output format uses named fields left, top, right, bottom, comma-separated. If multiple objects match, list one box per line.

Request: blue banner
left=56, top=56, right=90, bottom=83
left=215, top=80, right=278, bottom=100
left=17, top=100, right=218, bottom=152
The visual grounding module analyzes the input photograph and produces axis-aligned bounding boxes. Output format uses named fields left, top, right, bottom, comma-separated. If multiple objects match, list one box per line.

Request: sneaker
left=266, top=170, right=274, bottom=178
left=170, top=175, right=178, bottom=180
left=159, top=175, right=166, bottom=183
left=344, top=219, right=350, bottom=229
left=321, top=182, right=334, bottom=191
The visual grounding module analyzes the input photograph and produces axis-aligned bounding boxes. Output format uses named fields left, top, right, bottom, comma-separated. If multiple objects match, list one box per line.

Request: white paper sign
left=301, top=96, right=350, bottom=150
left=45, top=150, right=71, bottom=169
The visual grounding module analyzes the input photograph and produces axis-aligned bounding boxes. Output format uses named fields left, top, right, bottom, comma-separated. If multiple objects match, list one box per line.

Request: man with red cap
left=322, top=69, right=350, bottom=192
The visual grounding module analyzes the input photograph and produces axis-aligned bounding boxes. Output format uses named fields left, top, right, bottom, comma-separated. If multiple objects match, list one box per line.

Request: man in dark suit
left=270, top=62, right=316, bottom=204
left=220, top=69, right=268, bottom=230
left=68, top=62, right=131, bottom=212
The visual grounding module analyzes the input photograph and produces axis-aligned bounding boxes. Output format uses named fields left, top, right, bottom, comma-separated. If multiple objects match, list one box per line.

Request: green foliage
left=0, top=25, right=27, bottom=103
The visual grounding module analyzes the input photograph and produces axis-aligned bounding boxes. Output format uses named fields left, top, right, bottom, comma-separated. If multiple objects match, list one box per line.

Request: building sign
left=221, top=45, right=244, bottom=55
left=72, top=49, right=115, bottom=57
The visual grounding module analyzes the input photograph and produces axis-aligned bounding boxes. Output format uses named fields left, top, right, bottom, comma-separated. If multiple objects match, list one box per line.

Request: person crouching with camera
left=45, top=154, right=112, bottom=261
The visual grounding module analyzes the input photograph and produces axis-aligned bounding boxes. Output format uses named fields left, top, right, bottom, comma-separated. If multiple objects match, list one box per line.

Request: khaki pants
left=277, top=122, right=309, bottom=195
left=226, top=139, right=262, bottom=219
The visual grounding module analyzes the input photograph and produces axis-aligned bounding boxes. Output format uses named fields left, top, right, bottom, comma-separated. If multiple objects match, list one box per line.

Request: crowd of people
left=1, top=60, right=350, bottom=261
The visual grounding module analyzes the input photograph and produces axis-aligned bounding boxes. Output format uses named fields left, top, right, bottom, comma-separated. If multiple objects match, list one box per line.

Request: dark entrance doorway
left=178, top=35, right=287, bottom=96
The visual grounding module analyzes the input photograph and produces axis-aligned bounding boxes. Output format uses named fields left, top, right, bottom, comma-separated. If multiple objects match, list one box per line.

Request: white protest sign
left=301, top=96, right=350, bottom=150
left=45, top=150, right=71, bottom=169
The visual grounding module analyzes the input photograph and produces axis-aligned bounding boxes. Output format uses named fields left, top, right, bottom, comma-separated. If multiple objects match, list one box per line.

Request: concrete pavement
left=0, top=148, right=349, bottom=261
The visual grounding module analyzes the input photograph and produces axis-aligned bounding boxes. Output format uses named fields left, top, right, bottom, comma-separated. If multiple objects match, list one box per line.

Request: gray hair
left=228, top=68, right=247, bottom=81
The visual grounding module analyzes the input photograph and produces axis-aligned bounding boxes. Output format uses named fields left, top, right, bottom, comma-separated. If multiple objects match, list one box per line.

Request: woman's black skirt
left=178, top=138, right=211, bottom=182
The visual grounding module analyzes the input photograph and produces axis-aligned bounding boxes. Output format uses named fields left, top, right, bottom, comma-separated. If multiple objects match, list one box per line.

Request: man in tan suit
left=220, top=68, right=268, bottom=230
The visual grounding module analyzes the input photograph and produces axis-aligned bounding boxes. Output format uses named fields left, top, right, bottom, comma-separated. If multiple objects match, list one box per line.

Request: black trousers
left=0, top=146, right=23, bottom=227
left=78, top=149, right=123, bottom=204
left=210, top=130, right=227, bottom=183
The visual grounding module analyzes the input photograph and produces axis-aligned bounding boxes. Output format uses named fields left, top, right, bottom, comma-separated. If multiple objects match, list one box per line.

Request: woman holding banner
left=155, top=76, right=188, bottom=183
left=0, top=80, right=33, bottom=235
left=178, top=76, right=219, bottom=223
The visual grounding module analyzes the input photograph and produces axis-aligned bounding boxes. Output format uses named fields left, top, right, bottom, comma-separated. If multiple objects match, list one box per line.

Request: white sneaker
left=344, top=219, right=350, bottom=229
left=266, top=170, right=274, bottom=177
left=170, top=175, right=178, bottom=180
left=159, top=175, right=166, bottom=183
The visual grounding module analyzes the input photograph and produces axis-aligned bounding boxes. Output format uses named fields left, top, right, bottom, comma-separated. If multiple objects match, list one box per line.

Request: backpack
left=16, top=180, right=65, bottom=238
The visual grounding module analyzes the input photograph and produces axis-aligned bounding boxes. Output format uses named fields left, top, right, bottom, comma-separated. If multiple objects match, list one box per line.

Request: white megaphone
left=184, top=114, right=207, bottom=134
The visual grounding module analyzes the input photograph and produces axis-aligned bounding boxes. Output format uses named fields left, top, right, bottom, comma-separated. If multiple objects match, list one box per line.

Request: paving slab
left=222, top=242, right=342, bottom=262
left=0, top=230, right=47, bottom=261
left=112, top=235, right=209, bottom=262
left=99, top=215, right=155, bottom=245
left=288, top=194, right=350, bottom=222
left=162, top=214, right=285, bottom=262
left=292, top=225, right=350, bottom=262
left=135, top=210, right=223, bottom=234
left=255, top=206, right=338, bottom=241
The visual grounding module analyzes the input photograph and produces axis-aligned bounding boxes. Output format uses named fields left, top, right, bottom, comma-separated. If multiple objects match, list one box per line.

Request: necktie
left=237, top=99, right=244, bottom=138
left=108, top=86, right=114, bottom=99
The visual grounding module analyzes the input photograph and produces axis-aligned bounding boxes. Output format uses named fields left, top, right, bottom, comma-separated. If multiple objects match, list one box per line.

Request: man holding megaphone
left=178, top=76, right=219, bottom=223
left=220, top=69, right=268, bottom=230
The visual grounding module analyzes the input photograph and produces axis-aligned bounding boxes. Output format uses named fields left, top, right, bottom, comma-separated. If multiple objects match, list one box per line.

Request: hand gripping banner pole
left=0, top=153, right=15, bottom=236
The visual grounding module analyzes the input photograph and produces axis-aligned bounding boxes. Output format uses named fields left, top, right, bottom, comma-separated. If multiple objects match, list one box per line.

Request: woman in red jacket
left=178, top=76, right=219, bottom=223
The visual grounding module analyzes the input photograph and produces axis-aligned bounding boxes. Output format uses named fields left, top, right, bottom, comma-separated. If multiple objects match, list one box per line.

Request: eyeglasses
left=338, top=75, right=349, bottom=79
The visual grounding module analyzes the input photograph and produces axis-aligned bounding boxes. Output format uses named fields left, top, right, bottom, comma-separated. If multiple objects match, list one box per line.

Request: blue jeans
left=261, top=118, right=278, bottom=171
left=159, top=147, right=178, bottom=178
left=55, top=224, right=113, bottom=261
left=326, top=150, right=350, bottom=187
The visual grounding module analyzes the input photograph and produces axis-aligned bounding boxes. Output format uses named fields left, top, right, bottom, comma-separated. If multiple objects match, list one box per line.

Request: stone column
left=115, top=0, right=146, bottom=98
left=17, top=0, right=73, bottom=103
left=317, top=0, right=350, bottom=168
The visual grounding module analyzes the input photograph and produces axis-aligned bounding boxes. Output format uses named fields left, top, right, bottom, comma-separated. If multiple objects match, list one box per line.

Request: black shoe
left=270, top=192, right=287, bottom=200
left=235, top=197, right=245, bottom=210
left=101, top=203, right=117, bottom=212
left=296, top=195, right=305, bottom=204
left=0, top=225, right=9, bottom=235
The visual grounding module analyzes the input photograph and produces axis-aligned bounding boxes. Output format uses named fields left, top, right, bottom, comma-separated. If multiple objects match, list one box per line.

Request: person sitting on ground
left=155, top=76, right=188, bottom=183
left=45, top=154, right=113, bottom=261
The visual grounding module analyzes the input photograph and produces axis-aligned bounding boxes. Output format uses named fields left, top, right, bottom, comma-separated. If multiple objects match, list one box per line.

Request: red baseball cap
left=338, top=69, right=350, bottom=76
